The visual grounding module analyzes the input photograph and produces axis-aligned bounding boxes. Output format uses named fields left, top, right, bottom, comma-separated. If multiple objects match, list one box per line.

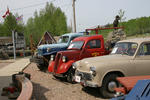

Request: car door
left=81, top=39, right=105, bottom=58
left=134, top=42, right=150, bottom=75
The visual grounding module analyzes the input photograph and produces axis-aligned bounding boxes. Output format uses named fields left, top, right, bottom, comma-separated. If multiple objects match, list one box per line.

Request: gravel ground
left=23, top=63, right=108, bottom=100
left=0, top=63, right=11, bottom=69
left=0, top=59, right=14, bottom=69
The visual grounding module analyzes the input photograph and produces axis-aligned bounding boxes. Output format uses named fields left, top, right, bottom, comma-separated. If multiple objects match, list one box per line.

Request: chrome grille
left=76, top=70, right=92, bottom=80
left=54, top=53, right=61, bottom=72
left=38, top=49, right=42, bottom=56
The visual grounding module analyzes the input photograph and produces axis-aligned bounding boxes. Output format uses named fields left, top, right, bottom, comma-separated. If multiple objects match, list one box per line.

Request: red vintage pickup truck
left=48, top=35, right=110, bottom=83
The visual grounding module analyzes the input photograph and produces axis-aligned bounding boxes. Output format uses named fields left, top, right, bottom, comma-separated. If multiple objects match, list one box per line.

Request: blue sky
left=0, top=0, right=150, bottom=32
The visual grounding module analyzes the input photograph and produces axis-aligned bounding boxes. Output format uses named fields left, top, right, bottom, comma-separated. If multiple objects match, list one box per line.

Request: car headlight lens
left=47, top=48, right=51, bottom=52
left=72, top=63, right=77, bottom=69
left=50, top=55, right=55, bottom=61
left=90, top=67, right=96, bottom=76
left=62, top=56, right=67, bottom=62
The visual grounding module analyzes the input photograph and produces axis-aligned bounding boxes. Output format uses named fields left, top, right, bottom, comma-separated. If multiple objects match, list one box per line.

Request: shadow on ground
left=82, top=87, right=104, bottom=98
left=31, top=82, right=49, bottom=100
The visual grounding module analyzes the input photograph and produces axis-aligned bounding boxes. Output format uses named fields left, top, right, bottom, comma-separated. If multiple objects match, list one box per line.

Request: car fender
left=48, top=61, right=55, bottom=72
left=57, top=60, right=75, bottom=74
left=98, top=69, right=125, bottom=87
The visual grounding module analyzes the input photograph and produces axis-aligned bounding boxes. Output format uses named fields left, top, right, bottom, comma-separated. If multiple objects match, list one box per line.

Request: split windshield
left=111, top=42, right=138, bottom=56
left=68, top=41, right=84, bottom=50
left=58, top=36, right=69, bottom=43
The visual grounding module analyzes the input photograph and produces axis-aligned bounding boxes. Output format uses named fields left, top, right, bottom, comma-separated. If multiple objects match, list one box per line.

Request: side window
left=86, top=40, right=101, bottom=49
left=138, top=43, right=150, bottom=55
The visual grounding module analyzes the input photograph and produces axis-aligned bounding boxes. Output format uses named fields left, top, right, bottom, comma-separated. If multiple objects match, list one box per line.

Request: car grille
left=54, top=53, right=62, bottom=72
left=76, top=70, right=92, bottom=81
left=38, top=49, right=42, bottom=56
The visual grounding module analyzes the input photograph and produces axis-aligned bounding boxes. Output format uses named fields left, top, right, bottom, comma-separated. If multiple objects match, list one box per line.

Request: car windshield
left=111, top=42, right=138, bottom=56
left=58, top=36, right=69, bottom=43
left=68, top=41, right=84, bottom=50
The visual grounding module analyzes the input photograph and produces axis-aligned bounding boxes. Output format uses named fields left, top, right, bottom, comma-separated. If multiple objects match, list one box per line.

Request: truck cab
left=48, top=35, right=110, bottom=82
left=34, top=33, right=84, bottom=70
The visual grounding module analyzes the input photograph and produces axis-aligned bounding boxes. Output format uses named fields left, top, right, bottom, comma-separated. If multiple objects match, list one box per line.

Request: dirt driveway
left=24, top=63, right=108, bottom=100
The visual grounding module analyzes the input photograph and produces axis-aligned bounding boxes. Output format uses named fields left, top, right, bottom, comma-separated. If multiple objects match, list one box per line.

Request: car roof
left=72, top=35, right=103, bottom=42
left=118, top=37, right=150, bottom=44
left=62, top=32, right=84, bottom=37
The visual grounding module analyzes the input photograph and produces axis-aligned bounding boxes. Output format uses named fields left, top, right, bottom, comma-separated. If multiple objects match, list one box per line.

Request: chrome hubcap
left=108, top=81, right=117, bottom=92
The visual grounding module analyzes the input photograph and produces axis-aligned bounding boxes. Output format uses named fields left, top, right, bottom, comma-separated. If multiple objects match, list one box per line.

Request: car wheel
left=36, top=64, right=45, bottom=70
left=67, top=68, right=76, bottom=83
left=100, top=74, right=119, bottom=98
left=36, top=61, right=48, bottom=71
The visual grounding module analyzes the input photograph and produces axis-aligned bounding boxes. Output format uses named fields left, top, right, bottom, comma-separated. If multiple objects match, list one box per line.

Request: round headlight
left=47, top=48, right=51, bottom=52
left=90, top=67, right=96, bottom=76
left=72, top=63, right=77, bottom=69
left=62, top=56, right=67, bottom=62
left=90, top=67, right=96, bottom=71
left=50, top=55, right=55, bottom=61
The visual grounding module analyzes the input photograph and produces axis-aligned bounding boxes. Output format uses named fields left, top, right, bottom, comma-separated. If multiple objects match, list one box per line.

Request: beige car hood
left=78, top=54, right=133, bottom=71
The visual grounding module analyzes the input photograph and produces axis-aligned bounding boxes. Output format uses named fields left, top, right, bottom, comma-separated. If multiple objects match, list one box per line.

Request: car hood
left=38, top=43, right=68, bottom=49
left=77, top=54, right=133, bottom=71
left=59, top=49, right=81, bottom=60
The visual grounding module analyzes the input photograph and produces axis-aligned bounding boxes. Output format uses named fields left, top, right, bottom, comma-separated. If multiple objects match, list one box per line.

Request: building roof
left=38, top=31, right=57, bottom=46
left=0, top=37, right=12, bottom=45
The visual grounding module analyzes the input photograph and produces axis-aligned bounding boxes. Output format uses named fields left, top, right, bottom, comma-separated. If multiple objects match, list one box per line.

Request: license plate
left=75, top=76, right=81, bottom=83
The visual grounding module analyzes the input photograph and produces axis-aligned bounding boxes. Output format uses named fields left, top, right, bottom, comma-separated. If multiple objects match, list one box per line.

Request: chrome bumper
left=32, top=55, right=44, bottom=65
left=75, top=70, right=99, bottom=87
left=80, top=80, right=99, bottom=87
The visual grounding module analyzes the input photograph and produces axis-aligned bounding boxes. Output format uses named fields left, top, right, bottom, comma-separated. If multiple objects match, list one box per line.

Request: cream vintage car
left=73, top=37, right=150, bottom=98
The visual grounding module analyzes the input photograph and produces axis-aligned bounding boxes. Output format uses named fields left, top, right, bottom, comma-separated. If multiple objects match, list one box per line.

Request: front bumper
left=31, top=55, right=44, bottom=65
left=75, top=70, right=99, bottom=88
left=80, top=80, right=99, bottom=87
left=51, top=72, right=64, bottom=77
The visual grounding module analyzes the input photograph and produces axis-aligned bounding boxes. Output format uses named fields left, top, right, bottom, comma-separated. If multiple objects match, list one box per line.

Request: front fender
left=57, top=60, right=75, bottom=74
left=97, top=69, right=125, bottom=87
left=48, top=61, right=55, bottom=73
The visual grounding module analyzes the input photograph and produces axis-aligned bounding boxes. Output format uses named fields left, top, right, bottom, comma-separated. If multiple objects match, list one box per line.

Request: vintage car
left=74, top=37, right=150, bottom=98
left=33, top=33, right=84, bottom=70
left=48, top=35, right=110, bottom=83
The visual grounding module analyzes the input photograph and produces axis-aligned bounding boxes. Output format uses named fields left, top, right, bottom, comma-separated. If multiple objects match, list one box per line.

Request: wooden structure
left=0, top=32, right=25, bottom=50
left=115, top=75, right=150, bottom=94
left=85, top=27, right=124, bottom=34
left=38, top=31, right=57, bottom=46
left=0, top=37, right=12, bottom=47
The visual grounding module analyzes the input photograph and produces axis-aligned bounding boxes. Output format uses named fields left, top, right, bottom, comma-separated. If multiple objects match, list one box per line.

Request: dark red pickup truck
left=48, top=35, right=110, bottom=83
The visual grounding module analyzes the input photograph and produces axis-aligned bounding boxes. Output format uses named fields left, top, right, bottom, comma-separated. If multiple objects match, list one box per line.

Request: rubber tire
left=53, top=75, right=60, bottom=79
left=66, top=68, right=76, bottom=83
left=100, top=74, right=119, bottom=98
left=36, top=60, right=48, bottom=71
left=36, top=64, right=44, bottom=70
left=36, top=63, right=48, bottom=71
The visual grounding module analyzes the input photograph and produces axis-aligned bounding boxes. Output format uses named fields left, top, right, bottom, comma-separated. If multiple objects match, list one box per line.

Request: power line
left=0, top=0, right=73, bottom=24
left=0, top=0, right=56, bottom=13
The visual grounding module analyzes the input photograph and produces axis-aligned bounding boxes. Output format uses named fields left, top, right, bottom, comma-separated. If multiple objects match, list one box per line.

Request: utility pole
left=12, top=30, right=16, bottom=59
left=70, top=19, right=73, bottom=32
left=72, top=0, right=76, bottom=32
